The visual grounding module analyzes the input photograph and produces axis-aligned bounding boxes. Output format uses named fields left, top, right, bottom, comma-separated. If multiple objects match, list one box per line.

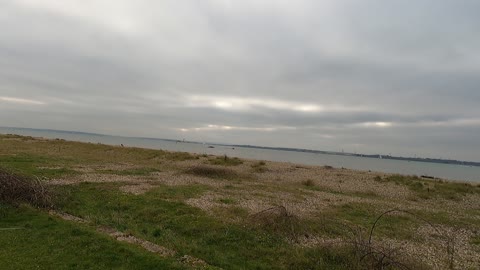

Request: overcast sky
left=1, top=0, right=479, bottom=161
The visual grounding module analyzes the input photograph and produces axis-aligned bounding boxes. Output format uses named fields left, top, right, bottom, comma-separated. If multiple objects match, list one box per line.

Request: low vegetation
left=1, top=134, right=479, bottom=269
left=0, top=168, right=52, bottom=208
left=251, top=161, right=268, bottom=173
left=0, top=205, right=187, bottom=270
left=208, top=155, right=243, bottom=166
left=184, top=165, right=241, bottom=180
left=301, top=179, right=316, bottom=187
left=375, top=174, right=480, bottom=200
left=95, top=167, right=161, bottom=176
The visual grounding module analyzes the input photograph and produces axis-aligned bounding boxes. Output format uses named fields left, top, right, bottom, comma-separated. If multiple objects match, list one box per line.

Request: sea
left=1, top=127, right=479, bottom=183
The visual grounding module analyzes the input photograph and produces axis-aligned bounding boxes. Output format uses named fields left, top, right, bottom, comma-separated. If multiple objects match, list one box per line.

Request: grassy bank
left=1, top=134, right=479, bottom=269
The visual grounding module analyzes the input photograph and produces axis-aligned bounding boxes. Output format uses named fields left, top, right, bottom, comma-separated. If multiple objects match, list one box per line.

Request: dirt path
left=48, top=210, right=216, bottom=269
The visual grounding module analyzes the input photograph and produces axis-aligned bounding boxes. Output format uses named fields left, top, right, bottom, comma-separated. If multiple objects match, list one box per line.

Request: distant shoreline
left=224, top=144, right=480, bottom=168
left=1, top=126, right=478, bottom=168
left=1, top=128, right=480, bottom=183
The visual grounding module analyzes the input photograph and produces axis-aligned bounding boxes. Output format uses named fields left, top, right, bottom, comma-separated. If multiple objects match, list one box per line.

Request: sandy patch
left=119, top=183, right=156, bottom=195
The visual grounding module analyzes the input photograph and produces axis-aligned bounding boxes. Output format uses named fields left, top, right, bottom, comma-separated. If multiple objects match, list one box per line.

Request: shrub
left=249, top=206, right=305, bottom=241
left=251, top=161, right=268, bottom=173
left=184, top=165, right=239, bottom=179
left=208, top=155, right=243, bottom=166
left=0, top=168, right=52, bottom=208
left=302, top=179, right=316, bottom=187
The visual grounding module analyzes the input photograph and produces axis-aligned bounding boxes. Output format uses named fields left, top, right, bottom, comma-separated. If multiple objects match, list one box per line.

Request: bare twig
left=0, top=168, right=52, bottom=208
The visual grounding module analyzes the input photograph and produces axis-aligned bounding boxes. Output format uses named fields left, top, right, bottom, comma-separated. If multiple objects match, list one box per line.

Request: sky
left=0, top=0, right=479, bottom=161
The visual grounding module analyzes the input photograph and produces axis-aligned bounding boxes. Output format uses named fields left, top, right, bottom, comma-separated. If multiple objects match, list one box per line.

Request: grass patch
left=210, top=206, right=249, bottom=222
left=164, top=151, right=196, bottom=161
left=208, top=156, right=243, bottom=166
left=184, top=166, right=241, bottom=180
left=0, top=154, right=78, bottom=178
left=249, top=206, right=307, bottom=241
left=218, top=198, right=236, bottom=205
left=299, top=182, right=379, bottom=199
left=0, top=135, right=194, bottom=170
left=470, top=235, right=480, bottom=246
left=96, top=168, right=160, bottom=176
left=415, top=209, right=480, bottom=229
left=320, top=203, right=419, bottom=241
left=375, top=175, right=480, bottom=200
left=300, top=184, right=337, bottom=193
left=251, top=161, right=268, bottom=173
left=53, top=182, right=371, bottom=269
left=222, top=184, right=237, bottom=190
left=0, top=204, right=187, bottom=270
left=301, top=179, right=316, bottom=187
left=350, top=190, right=379, bottom=199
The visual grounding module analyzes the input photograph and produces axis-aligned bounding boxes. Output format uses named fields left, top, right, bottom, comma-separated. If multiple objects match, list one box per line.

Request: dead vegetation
left=343, top=209, right=462, bottom=270
left=184, top=165, right=240, bottom=180
left=251, top=161, right=268, bottom=173
left=249, top=206, right=306, bottom=241
left=208, top=155, right=243, bottom=166
left=0, top=167, right=52, bottom=208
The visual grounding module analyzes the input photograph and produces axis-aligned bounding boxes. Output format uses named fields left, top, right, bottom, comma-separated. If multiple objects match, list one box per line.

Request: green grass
left=0, top=134, right=194, bottom=169
left=53, top=182, right=364, bottom=269
left=0, top=204, right=187, bottom=270
left=2, top=134, right=477, bottom=269
left=0, top=153, right=78, bottom=178
left=375, top=175, right=480, bottom=200
left=414, top=209, right=480, bottom=230
left=218, top=198, right=236, bottom=204
left=317, top=203, right=419, bottom=241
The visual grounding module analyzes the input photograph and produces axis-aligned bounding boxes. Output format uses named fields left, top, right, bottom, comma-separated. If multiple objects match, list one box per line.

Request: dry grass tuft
left=301, top=179, right=316, bottom=187
left=249, top=206, right=305, bottom=241
left=0, top=168, right=52, bottom=208
left=346, top=225, right=425, bottom=270
left=343, top=209, right=458, bottom=270
left=184, top=165, right=239, bottom=180
left=208, top=155, right=243, bottom=166
left=251, top=161, right=268, bottom=173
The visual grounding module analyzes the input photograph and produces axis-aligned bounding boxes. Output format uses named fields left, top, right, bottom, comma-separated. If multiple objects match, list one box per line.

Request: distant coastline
left=224, top=144, right=480, bottom=168
left=1, top=126, right=479, bottom=168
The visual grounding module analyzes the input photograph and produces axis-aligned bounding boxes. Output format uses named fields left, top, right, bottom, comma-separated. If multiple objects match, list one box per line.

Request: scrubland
left=1, top=134, right=479, bottom=269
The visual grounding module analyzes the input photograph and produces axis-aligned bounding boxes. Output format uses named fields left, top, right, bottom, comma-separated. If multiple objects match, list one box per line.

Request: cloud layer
left=1, top=0, right=479, bottom=161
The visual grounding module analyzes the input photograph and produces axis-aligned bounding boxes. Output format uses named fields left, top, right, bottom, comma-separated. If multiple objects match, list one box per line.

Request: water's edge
left=1, top=127, right=479, bottom=183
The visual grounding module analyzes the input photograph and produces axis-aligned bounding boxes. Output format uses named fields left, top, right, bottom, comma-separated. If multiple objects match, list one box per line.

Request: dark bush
left=184, top=165, right=239, bottom=179
left=0, top=168, right=52, bottom=208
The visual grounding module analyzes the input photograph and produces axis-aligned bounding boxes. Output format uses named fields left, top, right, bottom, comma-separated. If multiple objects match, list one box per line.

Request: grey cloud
left=0, top=0, right=479, bottom=161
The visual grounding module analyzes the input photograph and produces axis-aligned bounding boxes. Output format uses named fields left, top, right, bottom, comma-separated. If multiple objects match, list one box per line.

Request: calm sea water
left=1, top=127, right=479, bottom=183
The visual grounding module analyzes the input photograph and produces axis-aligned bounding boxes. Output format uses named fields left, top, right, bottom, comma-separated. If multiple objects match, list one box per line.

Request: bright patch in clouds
left=362, top=122, right=393, bottom=128
left=15, top=0, right=141, bottom=34
left=0, top=96, right=45, bottom=105
left=179, top=124, right=296, bottom=132
left=186, top=96, right=360, bottom=113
